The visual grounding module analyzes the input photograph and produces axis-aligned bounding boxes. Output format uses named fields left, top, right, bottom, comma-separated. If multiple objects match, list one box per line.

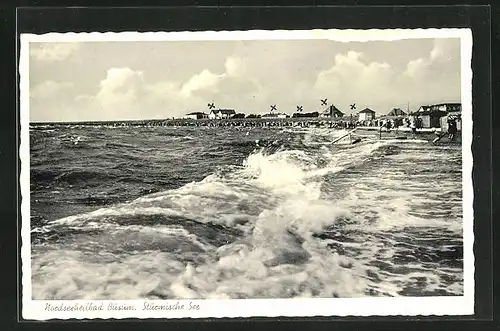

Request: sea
left=28, top=124, right=464, bottom=300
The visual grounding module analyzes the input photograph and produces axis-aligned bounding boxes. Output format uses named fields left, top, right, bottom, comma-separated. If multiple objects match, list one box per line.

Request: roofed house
left=321, top=105, right=344, bottom=118
left=415, top=105, right=432, bottom=113
left=358, top=108, right=376, bottom=121
left=183, top=112, right=208, bottom=120
left=430, top=103, right=461, bottom=112
left=261, top=113, right=288, bottom=119
left=411, top=103, right=461, bottom=128
left=246, top=114, right=261, bottom=119
left=432, top=103, right=462, bottom=131
left=412, top=104, right=448, bottom=128
left=292, top=112, right=319, bottom=118
left=386, top=108, right=407, bottom=117
left=208, top=109, right=236, bottom=119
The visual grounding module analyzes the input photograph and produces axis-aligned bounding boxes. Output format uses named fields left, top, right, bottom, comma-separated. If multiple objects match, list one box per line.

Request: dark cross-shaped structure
left=270, top=105, right=277, bottom=112
left=208, top=103, right=215, bottom=110
left=350, top=103, right=356, bottom=110
left=321, top=98, right=327, bottom=106
left=297, top=105, right=303, bottom=112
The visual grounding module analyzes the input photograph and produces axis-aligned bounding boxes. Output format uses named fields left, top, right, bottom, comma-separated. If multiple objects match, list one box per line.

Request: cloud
left=180, top=69, right=224, bottom=97
left=94, top=67, right=144, bottom=112
left=63, top=56, right=259, bottom=120
left=224, top=56, right=247, bottom=77
left=31, top=43, right=81, bottom=62
left=404, top=38, right=460, bottom=79
left=145, top=56, right=260, bottom=116
left=401, top=38, right=461, bottom=105
left=313, top=38, right=460, bottom=114
left=179, top=56, right=250, bottom=98
left=30, top=80, right=74, bottom=99
left=28, top=38, right=462, bottom=121
left=313, top=51, right=395, bottom=111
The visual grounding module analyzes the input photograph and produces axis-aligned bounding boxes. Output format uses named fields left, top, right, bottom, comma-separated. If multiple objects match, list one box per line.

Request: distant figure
left=447, top=117, right=457, bottom=140
left=385, top=120, right=392, bottom=131
left=410, top=117, right=417, bottom=139
left=416, top=116, right=423, bottom=129
left=393, top=118, right=400, bottom=131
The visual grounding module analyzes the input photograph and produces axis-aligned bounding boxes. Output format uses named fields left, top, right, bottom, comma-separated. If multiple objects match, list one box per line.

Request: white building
left=358, top=108, right=376, bottom=121
left=261, top=113, right=288, bottom=119
left=183, top=112, right=208, bottom=120
left=429, top=103, right=461, bottom=112
left=209, top=109, right=236, bottom=119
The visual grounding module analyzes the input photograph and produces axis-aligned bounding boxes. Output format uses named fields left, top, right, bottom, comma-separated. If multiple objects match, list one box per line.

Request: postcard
left=20, top=28, right=474, bottom=319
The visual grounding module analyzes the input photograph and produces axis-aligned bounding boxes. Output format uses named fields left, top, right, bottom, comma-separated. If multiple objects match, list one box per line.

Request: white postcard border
left=20, top=28, right=474, bottom=320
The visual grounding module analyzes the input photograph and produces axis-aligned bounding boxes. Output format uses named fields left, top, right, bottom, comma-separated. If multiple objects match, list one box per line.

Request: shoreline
left=29, top=117, right=457, bottom=131
left=29, top=118, right=462, bottom=143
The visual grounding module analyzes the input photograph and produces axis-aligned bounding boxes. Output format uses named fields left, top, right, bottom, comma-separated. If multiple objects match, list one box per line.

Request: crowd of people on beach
left=354, top=117, right=423, bottom=130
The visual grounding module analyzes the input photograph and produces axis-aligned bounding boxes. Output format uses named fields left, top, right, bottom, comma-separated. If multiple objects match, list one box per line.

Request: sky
left=28, top=37, right=462, bottom=122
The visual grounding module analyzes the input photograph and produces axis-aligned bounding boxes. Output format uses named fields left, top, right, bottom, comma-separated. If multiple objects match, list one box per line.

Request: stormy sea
left=29, top=124, right=463, bottom=300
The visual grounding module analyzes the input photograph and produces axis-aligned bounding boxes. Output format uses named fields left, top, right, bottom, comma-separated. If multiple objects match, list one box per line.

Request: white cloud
left=30, top=80, right=73, bottom=99
left=224, top=56, right=247, bottom=77
left=313, top=51, right=395, bottom=111
left=404, top=58, right=426, bottom=78
left=312, top=39, right=460, bottom=114
left=95, top=67, right=144, bottom=111
left=404, top=38, right=460, bottom=78
left=144, top=56, right=260, bottom=115
left=66, top=58, right=256, bottom=120
left=28, top=39, right=461, bottom=121
left=31, top=43, right=81, bottom=62
left=180, top=69, right=224, bottom=97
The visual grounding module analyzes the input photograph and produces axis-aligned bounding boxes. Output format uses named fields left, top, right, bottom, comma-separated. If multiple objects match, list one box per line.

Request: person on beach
left=393, top=118, right=400, bottom=131
left=410, top=116, right=417, bottom=139
left=447, top=117, right=457, bottom=140
left=416, top=116, right=423, bottom=129
left=385, top=120, right=392, bottom=131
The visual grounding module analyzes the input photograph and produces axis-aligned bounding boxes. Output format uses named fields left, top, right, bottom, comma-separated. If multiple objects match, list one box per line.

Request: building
left=261, top=112, right=289, bottom=119
left=358, top=108, right=376, bottom=121
left=321, top=105, right=344, bottom=118
left=208, top=109, right=237, bottom=119
left=440, top=112, right=462, bottom=132
left=246, top=114, right=261, bottom=119
left=411, top=107, right=445, bottom=128
left=411, top=103, right=461, bottom=128
left=430, top=103, right=461, bottom=112
left=439, top=105, right=462, bottom=132
left=386, top=108, right=407, bottom=117
left=416, top=105, right=432, bottom=113
left=292, top=112, right=319, bottom=118
left=183, top=112, right=208, bottom=120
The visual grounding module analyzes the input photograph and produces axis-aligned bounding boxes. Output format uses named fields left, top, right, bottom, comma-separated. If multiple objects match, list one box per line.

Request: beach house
left=292, top=112, right=320, bottom=118
left=208, top=109, right=236, bottom=119
left=430, top=103, right=461, bottom=112
left=439, top=104, right=462, bottom=132
left=358, top=108, right=376, bottom=121
left=261, top=112, right=289, bottom=119
left=321, top=105, right=344, bottom=118
left=411, top=103, right=460, bottom=128
left=183, top=112, right=209, bottom=120
left=386, top=108, right=407, bottom=117
left=410, top=106, right=440, bottom=128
